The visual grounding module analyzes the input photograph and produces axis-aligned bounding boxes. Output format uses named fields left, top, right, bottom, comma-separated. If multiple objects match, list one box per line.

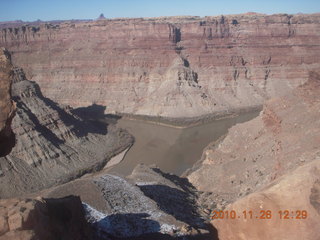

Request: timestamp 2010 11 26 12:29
left=211, top=210, right=308, bottom=220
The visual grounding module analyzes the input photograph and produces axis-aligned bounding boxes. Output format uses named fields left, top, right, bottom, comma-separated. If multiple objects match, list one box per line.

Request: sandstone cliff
left=0, top=62, right=133, bottom=198
left=0, top=56, right=93, bottom=238
left=187, top=71, right=320, bottom=239
left=1, top=14, right=319, bottom=117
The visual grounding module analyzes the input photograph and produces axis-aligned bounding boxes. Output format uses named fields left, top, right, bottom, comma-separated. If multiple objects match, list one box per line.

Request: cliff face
left=187, top=72, right=320, bottom=238
left=188, top=71, right=320, bottom=199
left=0, top=64, right=133, bottom=198
left=0, top=48, right=15, bottom=157
left=1, top=14, right=320, bottom=117
left=213, top=160, right=320, bottom=240
left=0, top=50, right=93, bottom=240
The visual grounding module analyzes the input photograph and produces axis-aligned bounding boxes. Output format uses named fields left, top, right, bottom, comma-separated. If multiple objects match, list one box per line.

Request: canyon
left=1, top=13, right=320, bottom=118
left=0, top=12, right=319, bottom=240
left=107, top=110, right=259, bottom=176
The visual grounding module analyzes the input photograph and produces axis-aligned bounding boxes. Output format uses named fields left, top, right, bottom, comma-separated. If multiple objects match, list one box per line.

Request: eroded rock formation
left=1, top=14, right=319, bottom=117
left=0, top=50, right=97, bottom=240
left=0, top=60, right=133, bottom=198
left=188, top=71, right=320, bottom=238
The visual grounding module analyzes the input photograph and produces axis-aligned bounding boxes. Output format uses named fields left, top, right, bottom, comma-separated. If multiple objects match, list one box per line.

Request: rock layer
left=188, top=71, right=320, bottom=202
left=0, top=64, right=133, bottom=198
left=187, top=71, right=320, bottom=238
left=1, top=14, right=320, bottom=117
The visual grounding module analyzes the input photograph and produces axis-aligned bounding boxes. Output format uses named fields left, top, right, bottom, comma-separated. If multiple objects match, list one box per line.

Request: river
left=106, top=111, right=260, bottom=176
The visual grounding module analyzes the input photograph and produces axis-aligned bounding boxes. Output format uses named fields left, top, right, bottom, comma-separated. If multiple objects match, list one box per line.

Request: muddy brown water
left=106, top=111, right=260, bottom=176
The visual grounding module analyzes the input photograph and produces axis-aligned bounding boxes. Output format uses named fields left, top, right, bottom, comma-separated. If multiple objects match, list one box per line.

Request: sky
left=0, top=0, right=319, bottom=22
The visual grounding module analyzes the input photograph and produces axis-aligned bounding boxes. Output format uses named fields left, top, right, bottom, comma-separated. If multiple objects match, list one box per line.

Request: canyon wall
left=1, top=14, right=320, bottom=117
left=0, top=59, right=133, bottom=198
left=0, top=49, right=94, bottom=240
left=189, top=71, right=320, bottom=202
left=188, top=71, right=320, bottom=239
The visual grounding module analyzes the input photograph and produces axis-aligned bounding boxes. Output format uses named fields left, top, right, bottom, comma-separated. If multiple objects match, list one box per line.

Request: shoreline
left=116, top=105, right=263, bottom=129
left=24, top=106, right=262, bottom=199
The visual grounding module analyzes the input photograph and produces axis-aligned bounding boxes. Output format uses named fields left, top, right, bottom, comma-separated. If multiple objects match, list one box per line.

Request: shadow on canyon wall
left=34, top=89, right=109, bottom=136
left=95, top=213, right=219, bottom=240
left=14, top=82, right=110, bottom=141
left=14, top=98, right=65, bottom=147
left=95, top=213, right=161, bottom=239
left=32, top=196, right=92, bottom=240
left=0, top=118, right=16, bottom=157
left=135, top=168, right=219, bottom=240
left=72, top=103, right=122, bottom=126
left=0, top=130, right=15, bottom=157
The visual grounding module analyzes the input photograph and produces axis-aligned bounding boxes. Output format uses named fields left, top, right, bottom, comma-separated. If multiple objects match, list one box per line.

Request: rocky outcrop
left=213, top=159, right=320, bottom=240
left=0, top=196, right=92, bottom=240
left=45, top=164, right=217, bottom=239
left=0, top=63, right=133, bottom=198
left=1, top=14, right=319, bottom=117
left=0, top=48, right=15, bottom=157
left=187, top=71, right=320, bottom=238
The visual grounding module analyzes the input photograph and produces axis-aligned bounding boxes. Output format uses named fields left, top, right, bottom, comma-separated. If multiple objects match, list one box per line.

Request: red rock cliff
left=1, top=14, right=320, bottom=117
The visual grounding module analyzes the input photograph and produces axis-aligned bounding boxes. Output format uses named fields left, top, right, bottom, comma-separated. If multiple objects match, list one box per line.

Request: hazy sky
left=1, top=0, right=319, bottom=22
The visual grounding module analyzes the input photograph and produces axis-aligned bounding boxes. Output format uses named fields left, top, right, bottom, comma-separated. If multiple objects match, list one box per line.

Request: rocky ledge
left=44, top=163, right=217, bottom=239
